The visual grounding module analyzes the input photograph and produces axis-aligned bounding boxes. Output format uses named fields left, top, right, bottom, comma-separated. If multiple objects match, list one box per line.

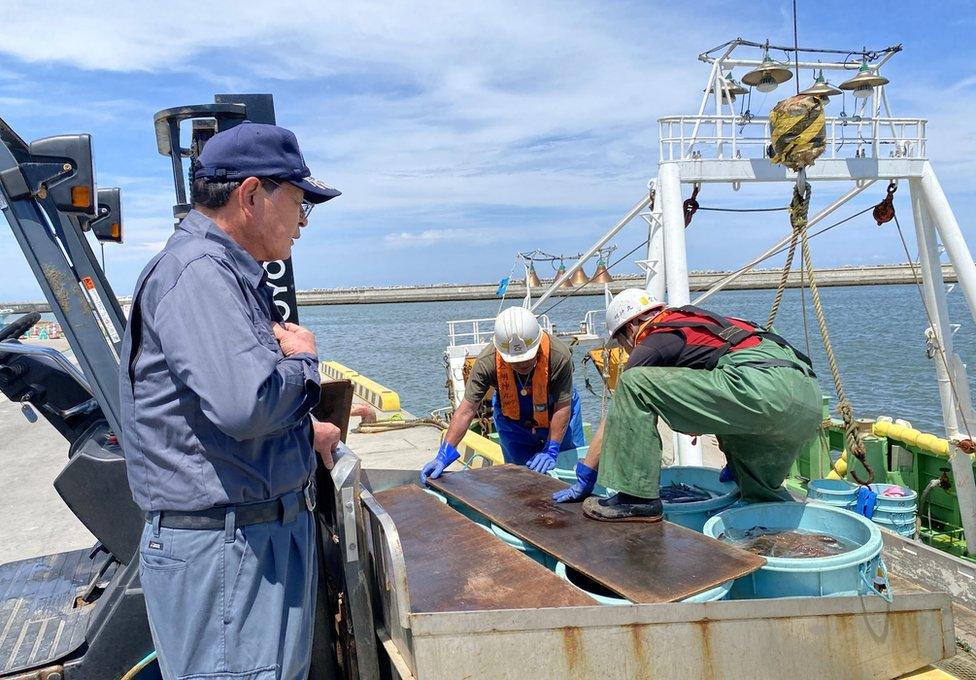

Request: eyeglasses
left=263, top=179, right=314, bottom=219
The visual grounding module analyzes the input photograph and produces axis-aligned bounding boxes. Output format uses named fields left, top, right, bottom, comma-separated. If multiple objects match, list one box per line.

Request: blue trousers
left=139, top=500, right=317, bottom=679
left=492, top=387, right=586, bottom=465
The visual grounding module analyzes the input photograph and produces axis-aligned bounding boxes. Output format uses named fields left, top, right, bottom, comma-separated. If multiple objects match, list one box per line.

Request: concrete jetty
left=1, top=263, right=956, bottom=311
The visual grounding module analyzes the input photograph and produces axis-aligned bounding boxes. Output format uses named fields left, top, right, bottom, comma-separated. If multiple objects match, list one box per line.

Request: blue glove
left=719, top=464, right=736, bottom=483
left=419, top=441, right=461, bottom=486
left=526, top=440, right=561, bottom=474
left=553, top=461, right=598, bottom=502
left=855, top=485, right=878, bottom=518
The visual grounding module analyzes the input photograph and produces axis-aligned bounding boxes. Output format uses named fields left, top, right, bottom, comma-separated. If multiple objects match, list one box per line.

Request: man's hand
left=312, top=421, right=341, bottom=470
left=272, top=322, right=318, bottom=357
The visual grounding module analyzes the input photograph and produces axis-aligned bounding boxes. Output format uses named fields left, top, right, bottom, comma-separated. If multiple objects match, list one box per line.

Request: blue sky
left=0, top=0, right=974, bottom=300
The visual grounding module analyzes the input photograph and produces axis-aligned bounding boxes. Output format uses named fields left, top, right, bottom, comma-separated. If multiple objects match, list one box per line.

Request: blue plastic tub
left=806, top=479, right=858, bottom=509
left=554, top=561, right=731, bottom=604
left=659, top=466, right=740, bottom=532
left=423, top=488, right=448, bottom=503
left=870, top=483, right=918, bottom=509
left=447, top=498, right=491, bottom=527
left=703, top=502, right=888, bottom=600
left=491, top=523, right=555, bottom=568
left=872, top=514, right=916, bottom=538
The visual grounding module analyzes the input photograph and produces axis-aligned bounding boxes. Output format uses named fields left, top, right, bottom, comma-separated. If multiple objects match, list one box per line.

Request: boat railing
left=581, top=309, right=606, bottom=337
left=658, top=115, right=926, bottom=162
left=447, top=314, right=553, bottom=347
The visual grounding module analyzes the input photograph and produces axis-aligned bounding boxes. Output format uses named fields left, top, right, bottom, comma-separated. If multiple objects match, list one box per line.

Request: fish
left=719, top=526, right=858, bottom=558
left=659, top=482, right=718, bottom=504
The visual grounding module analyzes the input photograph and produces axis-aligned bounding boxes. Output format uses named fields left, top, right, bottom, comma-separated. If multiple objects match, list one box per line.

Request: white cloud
left=384, top=226, right=515, bottom=248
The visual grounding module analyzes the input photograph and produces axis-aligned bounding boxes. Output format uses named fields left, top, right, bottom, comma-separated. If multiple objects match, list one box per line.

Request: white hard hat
left=605, top=288, right=666, bottom=339
left=493, top=306, right=543, bottom=363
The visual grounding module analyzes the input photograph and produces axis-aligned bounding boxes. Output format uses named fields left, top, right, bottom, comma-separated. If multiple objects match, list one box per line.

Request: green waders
left=597, top=339, right=823, bottom=503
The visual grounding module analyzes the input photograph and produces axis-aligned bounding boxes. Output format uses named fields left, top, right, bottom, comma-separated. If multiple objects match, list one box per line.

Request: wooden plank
left=431, top=465, right=766, bottom=603
left=372, top=485, right=595, bottom=613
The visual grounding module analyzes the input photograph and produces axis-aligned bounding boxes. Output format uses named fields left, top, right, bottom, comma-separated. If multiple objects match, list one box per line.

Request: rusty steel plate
left=431, top=465, right=766, bottom=603
left=372, top=485, right=595, bottom=613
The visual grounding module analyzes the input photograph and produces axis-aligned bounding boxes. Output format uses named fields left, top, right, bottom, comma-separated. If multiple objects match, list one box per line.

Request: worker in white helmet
left=420, top=306, right=586, bottom=484
left=553, top=288, right=822, bottom=521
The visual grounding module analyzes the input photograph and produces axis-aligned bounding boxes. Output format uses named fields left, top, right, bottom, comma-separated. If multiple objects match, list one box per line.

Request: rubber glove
left=719, top=464, right=736, bottom=483
left=553, top=461, right=598, bottom=502
left=419, top=441, right=461, bottom=486
left=855, top=485, right=878, bottom=519
left=526, top=439, right=561, bottom=474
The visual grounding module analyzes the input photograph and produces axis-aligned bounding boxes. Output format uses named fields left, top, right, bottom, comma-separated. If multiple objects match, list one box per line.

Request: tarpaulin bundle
left=768, top=94, right=826, bottom=171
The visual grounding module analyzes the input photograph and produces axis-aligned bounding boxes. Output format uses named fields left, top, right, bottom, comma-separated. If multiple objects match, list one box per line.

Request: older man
left=421, top=306, right=586, bottom=483
left=119, top=122, right=341, bottom=679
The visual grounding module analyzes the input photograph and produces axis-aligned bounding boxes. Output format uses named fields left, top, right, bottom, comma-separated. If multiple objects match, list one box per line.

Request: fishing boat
left=440, top=37, right=976, bottom=677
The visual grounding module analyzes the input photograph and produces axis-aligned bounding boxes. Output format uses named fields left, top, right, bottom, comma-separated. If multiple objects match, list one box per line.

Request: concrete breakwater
left=293, top=263, right=957, bottom=306
left=2, top=263, right=958, bottom=312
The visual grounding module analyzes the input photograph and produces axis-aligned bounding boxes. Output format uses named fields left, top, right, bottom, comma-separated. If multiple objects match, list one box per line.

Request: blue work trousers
left=492, top=387, right=586, bottom=464
left=139, top=498, right=317, bottom=679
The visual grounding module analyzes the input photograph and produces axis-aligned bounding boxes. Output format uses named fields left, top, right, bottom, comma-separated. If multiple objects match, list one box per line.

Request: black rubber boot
left=582, top=493, right=663, bottom=523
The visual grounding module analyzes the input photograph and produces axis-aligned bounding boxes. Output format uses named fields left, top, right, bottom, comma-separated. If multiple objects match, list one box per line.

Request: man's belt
left=148, top=478, right=317, bottom=530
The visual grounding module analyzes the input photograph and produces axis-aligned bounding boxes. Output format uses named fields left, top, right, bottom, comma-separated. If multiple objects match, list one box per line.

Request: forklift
left=0, top=95, right=371, bottom=679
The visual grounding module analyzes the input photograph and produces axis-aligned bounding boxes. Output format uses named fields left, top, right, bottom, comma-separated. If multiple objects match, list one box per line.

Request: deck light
left=800, top=70, right=842, bottom=98
left=707, top=73, right=748, bottom=104
left=571, top=266, right=590, bottom=286
left=590, top=257, right=613, bottom=284
left=742, top=50, right=793, bottom=93
left=839, top=58, right=889, bottom=99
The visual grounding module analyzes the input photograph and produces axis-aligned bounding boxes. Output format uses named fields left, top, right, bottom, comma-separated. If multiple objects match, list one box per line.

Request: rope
left=355, top=417, right=447, bottom=434
left=799, top=254, right=814, bottom=361
left=766, top=183, right=809, bottom=328
left=792, top=181, right=873, bottom=485
left=703, top=205, right=876, bottom=302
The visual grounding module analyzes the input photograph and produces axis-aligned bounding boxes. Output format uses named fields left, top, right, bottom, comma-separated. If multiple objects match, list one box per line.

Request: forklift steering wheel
left=0, top=312, right=41, bottom=343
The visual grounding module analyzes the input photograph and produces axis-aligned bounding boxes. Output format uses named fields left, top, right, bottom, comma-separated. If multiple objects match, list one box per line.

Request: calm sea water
left=300, top=284, right=976, bottom=435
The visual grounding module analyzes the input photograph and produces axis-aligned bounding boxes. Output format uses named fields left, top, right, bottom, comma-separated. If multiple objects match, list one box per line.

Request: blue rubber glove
left=553, top=461, right=598, bottom=502
left=419, top=441, right=461, bottom=486
left=855, top=485, right=878, bottom=519
left=719, top=464, right=736, bottom=483
left=526, top=440, right=561, bottom=474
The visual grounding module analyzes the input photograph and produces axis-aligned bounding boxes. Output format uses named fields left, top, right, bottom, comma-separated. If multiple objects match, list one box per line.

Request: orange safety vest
left=495, top=332, right=551, bottom=429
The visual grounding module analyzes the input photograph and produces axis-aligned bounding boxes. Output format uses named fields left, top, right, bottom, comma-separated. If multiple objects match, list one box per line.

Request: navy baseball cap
left=194, top=121, right=341, bottom=204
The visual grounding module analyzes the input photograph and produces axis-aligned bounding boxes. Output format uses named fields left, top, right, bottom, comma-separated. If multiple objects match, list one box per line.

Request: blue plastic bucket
left=554, top=561, right=731, bottom=604
left=659, top=466, right=740, bottom=532
left=423, top=488, right=448, bottom=503
left=491, top=523, right=555, bottom=568
left=447, top=498, right=491, bottom=527
left=870, top=484, right=918, bottom=509
left=872, top=514, right=916, bottom=538
left=703, top=502, right=888, bottom=600
left=806, top=479, right=858, bottom=509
